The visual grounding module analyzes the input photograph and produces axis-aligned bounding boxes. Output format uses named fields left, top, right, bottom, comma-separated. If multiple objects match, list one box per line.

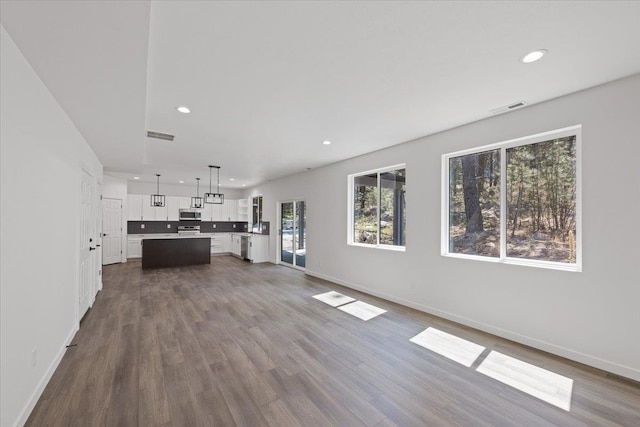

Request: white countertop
left=128, top=233, right=213, bottom=239
left=128, top=232, right=262, bottom=239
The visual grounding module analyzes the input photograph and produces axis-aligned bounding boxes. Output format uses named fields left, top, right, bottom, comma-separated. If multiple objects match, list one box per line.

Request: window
left=349, top=164, right=406, bottom=249
left=252, top=196, right=263, bottom=232
left=442, top=126, right=581, bottom=271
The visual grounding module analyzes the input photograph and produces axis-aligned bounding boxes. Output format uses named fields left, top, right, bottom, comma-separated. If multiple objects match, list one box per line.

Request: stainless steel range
left=178, top=225, right=200, bottom=235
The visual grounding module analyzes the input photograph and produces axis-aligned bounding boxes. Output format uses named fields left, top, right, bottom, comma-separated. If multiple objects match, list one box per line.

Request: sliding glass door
left=280, top=200, right=306, bottom=268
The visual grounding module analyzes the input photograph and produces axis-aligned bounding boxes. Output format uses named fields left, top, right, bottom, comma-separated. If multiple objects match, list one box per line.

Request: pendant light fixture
left=151, top=174, right=166, bottom=207
left=191, top=178, right=204, bottom=209
left=204, top=165, right=224, bottom=204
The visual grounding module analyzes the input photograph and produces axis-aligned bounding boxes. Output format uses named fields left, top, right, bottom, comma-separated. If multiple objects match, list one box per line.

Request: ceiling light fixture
left=191, top=178, right=204, bottom=209
left=521, top=49, right=547, bottom=63
left=176, top=106, right=191, bottom=114
left=151, top=174, right=165, bottom=207
left=242, top=184, right=247, bottom=187
left=323, top=140, right=331, bottom=145
left=133, top=176, right=140, bottom=180
left=229, top=178, right=235, bottom=181
left=179, top=180, right=184, bottom=184
left=205, top=165, right=224, bottom=204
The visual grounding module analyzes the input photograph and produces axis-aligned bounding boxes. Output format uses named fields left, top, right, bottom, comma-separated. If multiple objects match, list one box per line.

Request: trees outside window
left=350, top=165, right=406, bottom=249
left=443, top=126, right=580, bottom=271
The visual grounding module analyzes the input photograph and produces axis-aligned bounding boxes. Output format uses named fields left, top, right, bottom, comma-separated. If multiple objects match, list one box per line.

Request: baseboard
left=305, top=270, right=640, bottom=382
left=12, top=323, right=79, bottom=427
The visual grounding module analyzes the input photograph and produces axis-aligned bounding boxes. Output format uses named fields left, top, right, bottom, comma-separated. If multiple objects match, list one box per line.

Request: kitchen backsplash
left=128, top=221, right=249, bottom=234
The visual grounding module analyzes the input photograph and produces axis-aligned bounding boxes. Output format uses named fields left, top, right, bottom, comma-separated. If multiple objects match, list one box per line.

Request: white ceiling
left=2, top=1, right=640, bottom=188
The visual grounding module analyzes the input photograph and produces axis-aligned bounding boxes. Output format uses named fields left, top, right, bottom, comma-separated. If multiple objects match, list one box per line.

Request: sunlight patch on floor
left=410, top=327, right=486, bottom=367
left=476, top=351, right=573, bottom=411
left=338, top=301, right=387, bottom=321
left=312, top=291, right=356, bottom=307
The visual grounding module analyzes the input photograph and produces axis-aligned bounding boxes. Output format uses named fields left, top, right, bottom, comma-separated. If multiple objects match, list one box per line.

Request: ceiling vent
left=490, top=101, right=527, bottom=116
left=146, top=130, right=174, bottom=141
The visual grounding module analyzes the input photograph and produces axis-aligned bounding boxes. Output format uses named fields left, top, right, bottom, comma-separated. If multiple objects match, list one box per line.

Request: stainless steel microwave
left=179, top=209, right=202, bottom=221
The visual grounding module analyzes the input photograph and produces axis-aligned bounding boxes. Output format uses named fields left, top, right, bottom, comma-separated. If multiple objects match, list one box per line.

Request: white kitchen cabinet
left=248, top=234, right=269, bottom=263
left=179, top=197, right=192, bottom=209
left=127, top=195, right=143, bottom=221
left=167, top=197, right=180, bottom=221
left=127, top=236, right=142, bottom=258
left=226, top=200, right=238, bottom=221
left=231, top=234, right=242, bottom=257
left=167, top=196, right=191, bottom=221
left=210, top=203, right=223, bottom=221
left=142, top=195, right=168, bottom=220
left=222, top=233, right=231, bottom=253
left=210, top=234, right=224, bottom=254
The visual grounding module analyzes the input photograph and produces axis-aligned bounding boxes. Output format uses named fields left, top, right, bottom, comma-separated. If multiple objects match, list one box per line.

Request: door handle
left=89, top=247, right=96, bottom=251
left=96, top=244, right=101, bottom=247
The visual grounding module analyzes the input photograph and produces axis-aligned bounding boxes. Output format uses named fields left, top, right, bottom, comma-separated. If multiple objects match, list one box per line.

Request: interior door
left=102, top=198, right=122, bottom=265
left=280, top=200, right=306, bottom=269
left=96, top=183, right=103, bottom=292
left=79, top=169, right=95, bottom=318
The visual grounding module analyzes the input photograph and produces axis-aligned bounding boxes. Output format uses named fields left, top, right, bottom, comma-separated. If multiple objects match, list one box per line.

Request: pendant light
left=191, top=178, right=204, bottom=209
left=151, top=174, right=166, bottom=207
left=204, top=165, right=224, bottom=204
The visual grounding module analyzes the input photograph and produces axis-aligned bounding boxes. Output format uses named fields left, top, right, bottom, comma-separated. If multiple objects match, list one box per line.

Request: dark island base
left=142, top=238, right=211, bottom=269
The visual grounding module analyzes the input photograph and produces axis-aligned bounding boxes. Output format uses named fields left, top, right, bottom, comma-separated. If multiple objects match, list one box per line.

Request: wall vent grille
left=490, top=101, right=527, bottom=116
left=146, top=131, right=175, bottom=141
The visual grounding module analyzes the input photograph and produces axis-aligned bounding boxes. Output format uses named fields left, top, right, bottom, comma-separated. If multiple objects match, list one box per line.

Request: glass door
left=280, top=200, right=306, bottom=268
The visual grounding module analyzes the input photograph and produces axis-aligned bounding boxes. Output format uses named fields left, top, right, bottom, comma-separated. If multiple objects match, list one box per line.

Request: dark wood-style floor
left=27, top=257, right=639, bottom=426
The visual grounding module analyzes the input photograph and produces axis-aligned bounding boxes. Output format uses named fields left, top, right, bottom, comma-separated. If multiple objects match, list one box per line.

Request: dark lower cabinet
left=142, top=238, right=211, bottom=269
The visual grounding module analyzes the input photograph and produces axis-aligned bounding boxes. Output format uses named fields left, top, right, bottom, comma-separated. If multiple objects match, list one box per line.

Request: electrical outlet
left=167, top=224, right=171, bottom=229
left=213, top=224, right=216, bottom=228
left=233, top=224, right=236, bottom=228
left=141, top=224, right=145, bottom=229
left=31, top=348, right=37, bottom=369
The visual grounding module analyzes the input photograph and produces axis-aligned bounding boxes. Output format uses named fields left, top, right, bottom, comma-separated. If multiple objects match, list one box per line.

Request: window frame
left=441, top=125, right=582, bottom=272
left=347, top=163, right=406, bottom=251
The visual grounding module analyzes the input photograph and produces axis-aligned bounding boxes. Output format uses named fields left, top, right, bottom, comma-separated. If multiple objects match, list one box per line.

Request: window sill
left=348, top=242, right=406, bottom=252
left=442, top=252, right=581, bottom=272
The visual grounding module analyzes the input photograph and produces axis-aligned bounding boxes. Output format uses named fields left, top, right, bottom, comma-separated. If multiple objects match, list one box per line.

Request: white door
left=95, top=184, right=103, bottom=292
left=103, top=198, right=122, bottom=265
left=79, top=169, right=95, bottom=318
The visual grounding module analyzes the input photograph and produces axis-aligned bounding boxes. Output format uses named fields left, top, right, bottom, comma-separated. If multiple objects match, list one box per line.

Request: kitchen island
left=142, top=235, right=211, bottom=269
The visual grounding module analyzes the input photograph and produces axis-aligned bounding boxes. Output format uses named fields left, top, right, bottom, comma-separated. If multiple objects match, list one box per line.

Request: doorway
left=79, top=169, right=95, bottom=318
left=279, top=200, right=306, bottom=269
left=102, top=198, right=122, bottom=265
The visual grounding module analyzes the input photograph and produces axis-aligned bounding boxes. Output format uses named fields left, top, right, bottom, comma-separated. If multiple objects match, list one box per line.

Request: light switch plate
left=213, top=224, right=216, bottom=228
left=233, top=224, right=236, bottom=228
left=167, top=224, right=171, bottom=229
left=141, top=224, right=145, bottom=229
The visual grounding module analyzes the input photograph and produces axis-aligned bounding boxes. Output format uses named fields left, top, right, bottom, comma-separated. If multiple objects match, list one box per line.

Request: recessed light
left=242, top=184, right=246, bottom=187
left=179, top=180, right=184, bottom=184
left=176, top=106, right=191, bottom=114
left=521, top=49, right=547, bottom=63
left=322, top=140, right=331, bottom=145
left=229, top=178, right=235, bottom=181
left=133, top=176, right=140, bottom=180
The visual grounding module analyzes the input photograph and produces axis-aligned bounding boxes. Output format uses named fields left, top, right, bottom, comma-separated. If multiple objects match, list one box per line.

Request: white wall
left=246, top=74, right=640, bottom=381
left=0, top=26, right=103, bottom=427
left=102, top=174, right=128, bottom=262
left=128, top=180, right=243, bottom=199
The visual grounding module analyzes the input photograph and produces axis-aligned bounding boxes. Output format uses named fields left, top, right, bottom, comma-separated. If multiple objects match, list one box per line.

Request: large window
left=349, top=165, right=406, bottom=249
left=443, top=126, right=581, bottom=271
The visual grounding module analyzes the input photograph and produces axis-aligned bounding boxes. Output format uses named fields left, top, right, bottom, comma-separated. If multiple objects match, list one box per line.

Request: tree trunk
left=462, top=154, right=483, bottom=234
